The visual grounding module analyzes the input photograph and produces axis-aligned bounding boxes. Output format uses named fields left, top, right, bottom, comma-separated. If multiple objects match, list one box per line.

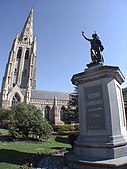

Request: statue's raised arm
left=82, top=31, right=91, bottom=41
left=82, top=31, right=104, bottom=64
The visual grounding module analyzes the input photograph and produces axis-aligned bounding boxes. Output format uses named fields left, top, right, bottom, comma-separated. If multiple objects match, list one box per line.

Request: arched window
left=44, top=106, right=50, bottom=121
left=60, top=106, right=66, bottom=122
left=25, top=49, right=29, bottom=59
left=12, top=93, right=21, bottom=106
left=17, top=47, right=22, bottom=59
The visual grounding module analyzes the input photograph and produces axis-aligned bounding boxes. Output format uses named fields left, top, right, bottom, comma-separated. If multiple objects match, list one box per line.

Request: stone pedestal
left=65, top=64, right=127, bottom=169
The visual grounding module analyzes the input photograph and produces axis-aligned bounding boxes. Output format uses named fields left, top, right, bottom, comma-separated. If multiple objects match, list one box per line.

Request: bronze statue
left=82, top=31, right=104, bottom=64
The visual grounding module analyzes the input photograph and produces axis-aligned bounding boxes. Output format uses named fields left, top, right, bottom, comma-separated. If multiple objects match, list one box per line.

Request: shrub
left=9, top=103, right=53, bottom=140
left=52, top=124, right=76, bottom=132
left=74, top=124, right=79, bottom=130
left=0, top=108, right=11, bottom=129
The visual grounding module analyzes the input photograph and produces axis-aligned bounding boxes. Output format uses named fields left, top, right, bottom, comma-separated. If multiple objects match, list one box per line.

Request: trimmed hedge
left=52, top=124, right=79, bottom=132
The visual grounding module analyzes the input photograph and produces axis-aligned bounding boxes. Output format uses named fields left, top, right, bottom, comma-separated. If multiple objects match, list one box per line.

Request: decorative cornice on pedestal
left=71, top=65, right=125, bottom=86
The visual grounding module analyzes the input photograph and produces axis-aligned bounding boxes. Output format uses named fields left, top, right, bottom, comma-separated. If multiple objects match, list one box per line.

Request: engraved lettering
left=85, top=86, right=105, bottom=130
left=86, top=100, right=102, bottom=106
left=88, top=107, right=103, bottom=112
left=92, top=113, right=100, bottom=118
left=88, top=92, right=101, bottom=99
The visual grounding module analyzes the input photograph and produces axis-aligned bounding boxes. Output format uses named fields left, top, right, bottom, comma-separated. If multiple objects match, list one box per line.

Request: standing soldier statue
left=82, top=31, right=104, bottom=64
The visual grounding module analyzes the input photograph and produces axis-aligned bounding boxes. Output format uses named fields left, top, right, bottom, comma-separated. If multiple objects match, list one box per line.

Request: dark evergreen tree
left=68, top=87, right=79, bottom=124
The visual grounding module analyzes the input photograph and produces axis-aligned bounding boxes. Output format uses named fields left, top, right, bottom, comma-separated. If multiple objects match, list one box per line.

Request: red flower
left=25, top=161, right=29, bottom=166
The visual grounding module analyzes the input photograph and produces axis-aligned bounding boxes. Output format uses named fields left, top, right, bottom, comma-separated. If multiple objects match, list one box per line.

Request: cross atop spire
left=20, top=9, right=33, bottom=43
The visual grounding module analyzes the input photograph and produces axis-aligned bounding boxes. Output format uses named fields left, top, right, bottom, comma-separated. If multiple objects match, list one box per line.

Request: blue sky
left=0, top=0, right=127, bottom=92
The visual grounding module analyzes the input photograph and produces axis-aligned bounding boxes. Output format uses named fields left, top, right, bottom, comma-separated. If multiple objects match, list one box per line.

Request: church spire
left=20, top=9, right=33, bottom=43
left=1, top=8, right=36, bottom=108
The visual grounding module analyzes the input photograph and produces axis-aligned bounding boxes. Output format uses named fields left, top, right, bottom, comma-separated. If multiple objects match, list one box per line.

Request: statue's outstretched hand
left=82, top=31, right=84, bottom=36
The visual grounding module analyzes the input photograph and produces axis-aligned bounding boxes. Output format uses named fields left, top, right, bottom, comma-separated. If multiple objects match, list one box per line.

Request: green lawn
left=0, top=133, right=70, bottom=169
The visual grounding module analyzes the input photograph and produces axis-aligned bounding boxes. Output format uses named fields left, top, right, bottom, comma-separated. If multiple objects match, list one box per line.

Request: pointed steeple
left=15, top=33, right=19, bottom=40
left=20, top=9, right=33, bottom=43
left=33, top=34, right=36, bottom=43
left=32, top=34, right=37, bottom=53
left=1, top=8, right=37, bottom=108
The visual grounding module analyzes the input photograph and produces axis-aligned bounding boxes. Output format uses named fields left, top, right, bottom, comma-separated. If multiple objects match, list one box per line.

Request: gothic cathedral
left=0, top=9, right=69, bottom=124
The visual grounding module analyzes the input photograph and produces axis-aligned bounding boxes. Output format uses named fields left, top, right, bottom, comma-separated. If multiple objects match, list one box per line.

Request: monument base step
left=65, top=152, right=127, bottom=169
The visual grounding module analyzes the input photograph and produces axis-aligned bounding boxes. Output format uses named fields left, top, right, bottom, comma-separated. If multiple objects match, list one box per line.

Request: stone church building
left=0, top=9, right=69, bottom=124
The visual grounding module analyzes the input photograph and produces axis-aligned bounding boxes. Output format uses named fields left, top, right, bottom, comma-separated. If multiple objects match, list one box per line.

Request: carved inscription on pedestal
left=85, top=85, right=105, bottom=130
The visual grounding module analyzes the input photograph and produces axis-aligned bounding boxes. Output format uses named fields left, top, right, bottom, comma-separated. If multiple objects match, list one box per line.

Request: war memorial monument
left=65, top=32, right=127, bottom=169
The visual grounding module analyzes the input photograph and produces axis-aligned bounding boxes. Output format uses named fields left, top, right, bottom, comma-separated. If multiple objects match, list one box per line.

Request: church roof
left=21, top=89, right=69, bottom=101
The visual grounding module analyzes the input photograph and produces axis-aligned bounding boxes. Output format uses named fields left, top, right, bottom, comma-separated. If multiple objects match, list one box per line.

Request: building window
left=12, top=93, right=21, bottom=106
left=25, top=49, right=29, bottom=59
left=14, top=68, right=17, bottom=76
left=17, top=47, right=22, bottom=58
left=44, top=106, right=50, bottom=121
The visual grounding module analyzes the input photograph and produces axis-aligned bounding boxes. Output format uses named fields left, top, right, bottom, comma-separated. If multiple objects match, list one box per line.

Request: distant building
left=0, top=9, right=69, bottom=124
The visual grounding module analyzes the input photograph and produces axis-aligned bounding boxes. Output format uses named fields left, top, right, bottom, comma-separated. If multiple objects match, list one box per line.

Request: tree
left=9, top=103, right=53, bottom=140
left=67, top=87, right=79, bottom=124
left=0, top=108, right=11, bottom=129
